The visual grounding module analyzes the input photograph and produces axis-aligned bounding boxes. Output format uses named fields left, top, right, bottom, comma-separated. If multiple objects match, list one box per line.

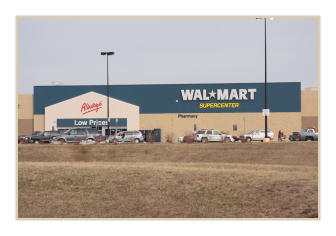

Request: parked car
left=28, top=130, right=61, bottom=144
left=51, top=128, right=102, bottom=143
left=18, top=135, right=30, bottom=144
left=195, top=129, right=232, bottom=143
left=109, top=131, right=144, bottom=144
left=242, top=130, right=275, bottom=142
left=182, top=133, right=196, bottom=143
left=289, top=128, right=318, bottom=141
left=177, top=136, right=184, bottom=142
left=220, top=132, right=236, bottom=142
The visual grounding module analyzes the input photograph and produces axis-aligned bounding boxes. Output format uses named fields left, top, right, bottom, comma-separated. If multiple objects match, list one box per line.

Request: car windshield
left=63, top=129, right=71, bottom=134
left=189, top=133, right=194, bottom=136
left=248, top=131, right=255, bottom=134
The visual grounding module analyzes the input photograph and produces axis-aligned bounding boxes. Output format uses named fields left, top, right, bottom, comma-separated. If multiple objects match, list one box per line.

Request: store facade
left=21, top=82, right=309, bottom=140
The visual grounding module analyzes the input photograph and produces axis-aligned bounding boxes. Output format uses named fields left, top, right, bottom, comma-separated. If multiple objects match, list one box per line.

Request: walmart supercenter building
left=18, top=82, right=318, bottom=140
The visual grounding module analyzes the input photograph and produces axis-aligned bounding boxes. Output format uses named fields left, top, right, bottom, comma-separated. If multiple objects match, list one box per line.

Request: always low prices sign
left=57, top=118, right=127, bottom=127
left=58, top=119, right=108, bottom=127
left=81, top=101, right=103, bottom=115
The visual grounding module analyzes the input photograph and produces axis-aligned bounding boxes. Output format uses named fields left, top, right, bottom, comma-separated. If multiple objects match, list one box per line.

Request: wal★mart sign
left=181, top=89, right=257, bottom=101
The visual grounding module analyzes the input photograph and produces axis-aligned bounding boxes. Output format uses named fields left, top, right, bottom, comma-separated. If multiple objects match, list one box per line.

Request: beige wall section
left=301, top=90, right=318, bottom=130
left=302, top=116, right=318, bottom=130
left=44, top=92, right=139, bottom=130
left=18, top=94, right=34, bottom=119
left=34, top=115, right=45, bottom=131
left=301, top=90, right=318, bottom=116
left=18, top=94, right=34, bottom=134
left=18, top=119, right=34, bottom=135
left=140, top=112, right=301, bottom=141
left=109, top=97, right=139, bottom=131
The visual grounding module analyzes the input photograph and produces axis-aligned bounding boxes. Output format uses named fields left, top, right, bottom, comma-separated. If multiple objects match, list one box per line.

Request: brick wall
left=301, top=90, right=318, bottom=130
left=34, top=115, right=45, bottom=131
left=302, top=116, right=318, bottom=130
left=18, top=94, right=34, bottom=119
left=140, top=112, right=301, bottom=141
left=18, top=94, right=34, bottom=135
left=18, top=119, right=34, bottom=135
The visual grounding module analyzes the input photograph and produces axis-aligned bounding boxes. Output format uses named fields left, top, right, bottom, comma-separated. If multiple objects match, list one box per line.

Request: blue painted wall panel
left=34, top=82, right=301, bottom=115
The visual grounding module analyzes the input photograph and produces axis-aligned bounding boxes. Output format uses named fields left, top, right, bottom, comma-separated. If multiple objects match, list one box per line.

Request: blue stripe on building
left=34, top=82, right=301, bottom=115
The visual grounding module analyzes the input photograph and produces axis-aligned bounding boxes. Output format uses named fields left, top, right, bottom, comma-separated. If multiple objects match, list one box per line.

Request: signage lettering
left=181, top=89, right=257, bottom=101
left=200, top=103, right=239, bottom=108
left=74, top=120, right=88, bottom=125
left=81, top=101, right=103, bottom=115
left=74, top=119, right=107, bottom=126
left=178, top=114, right=198, bottom=118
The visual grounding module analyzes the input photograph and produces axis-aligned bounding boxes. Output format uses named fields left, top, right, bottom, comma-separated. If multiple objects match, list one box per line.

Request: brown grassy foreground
left=18, top=141, right=318, bottom=218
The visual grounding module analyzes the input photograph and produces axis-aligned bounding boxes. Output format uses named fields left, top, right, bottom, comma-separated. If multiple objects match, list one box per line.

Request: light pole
left=256, top=18, right=273, bottom=139
left=101, top=52, right=114, bottom=137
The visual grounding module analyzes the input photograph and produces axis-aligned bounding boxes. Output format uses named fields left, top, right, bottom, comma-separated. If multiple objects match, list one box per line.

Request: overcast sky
left=18, top=17, right=318, bottom=94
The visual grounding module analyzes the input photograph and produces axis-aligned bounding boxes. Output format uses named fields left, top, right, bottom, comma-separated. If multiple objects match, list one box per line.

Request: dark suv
left=51, top=128, right=102, bottom=143
left=28, top=131, right=61, bottom=144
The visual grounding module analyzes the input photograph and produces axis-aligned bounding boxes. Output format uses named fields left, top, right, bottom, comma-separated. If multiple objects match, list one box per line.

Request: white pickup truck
left=242, top=130, right=275, bottom=142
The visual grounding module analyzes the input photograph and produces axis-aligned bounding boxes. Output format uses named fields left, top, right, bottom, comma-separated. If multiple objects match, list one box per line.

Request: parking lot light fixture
left=101, top=51, right=114, bottom=137
left=256, top=17, right=274, bottom=139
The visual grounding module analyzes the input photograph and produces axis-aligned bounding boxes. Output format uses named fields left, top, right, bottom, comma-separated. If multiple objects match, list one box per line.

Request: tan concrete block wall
left=302, top=116, right=318, bottom=130
left=34, top=115, right=45, bottom=131
left=140, top=112, right=301, bottom=141
left=18, top=94, right=34, bottom=119
left=301, top=91, right=318, bottom=116
left=18, top=119, right=34, bottom=135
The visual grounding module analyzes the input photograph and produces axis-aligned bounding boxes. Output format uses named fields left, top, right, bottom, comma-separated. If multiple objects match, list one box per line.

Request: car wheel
left=57, top=139, right=65, bottom=144
left=246, top=137, right=252, bottom=142
left=87, top=138, right=95, bottom=143
left=34, top=139, right=40, bottom=144
left=202, top=138, right=208, bottom=143
left=305, top=137, right=313, bottom=141
left=134, top=138, right=139, bottom=143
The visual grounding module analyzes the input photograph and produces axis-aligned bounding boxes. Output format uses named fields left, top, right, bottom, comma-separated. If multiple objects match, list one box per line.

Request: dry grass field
left=17, top=141, right=318, bottom=218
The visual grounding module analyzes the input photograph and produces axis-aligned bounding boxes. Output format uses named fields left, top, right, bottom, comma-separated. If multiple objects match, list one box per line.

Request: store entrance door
left=103, top=127, right=127, bottom=138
